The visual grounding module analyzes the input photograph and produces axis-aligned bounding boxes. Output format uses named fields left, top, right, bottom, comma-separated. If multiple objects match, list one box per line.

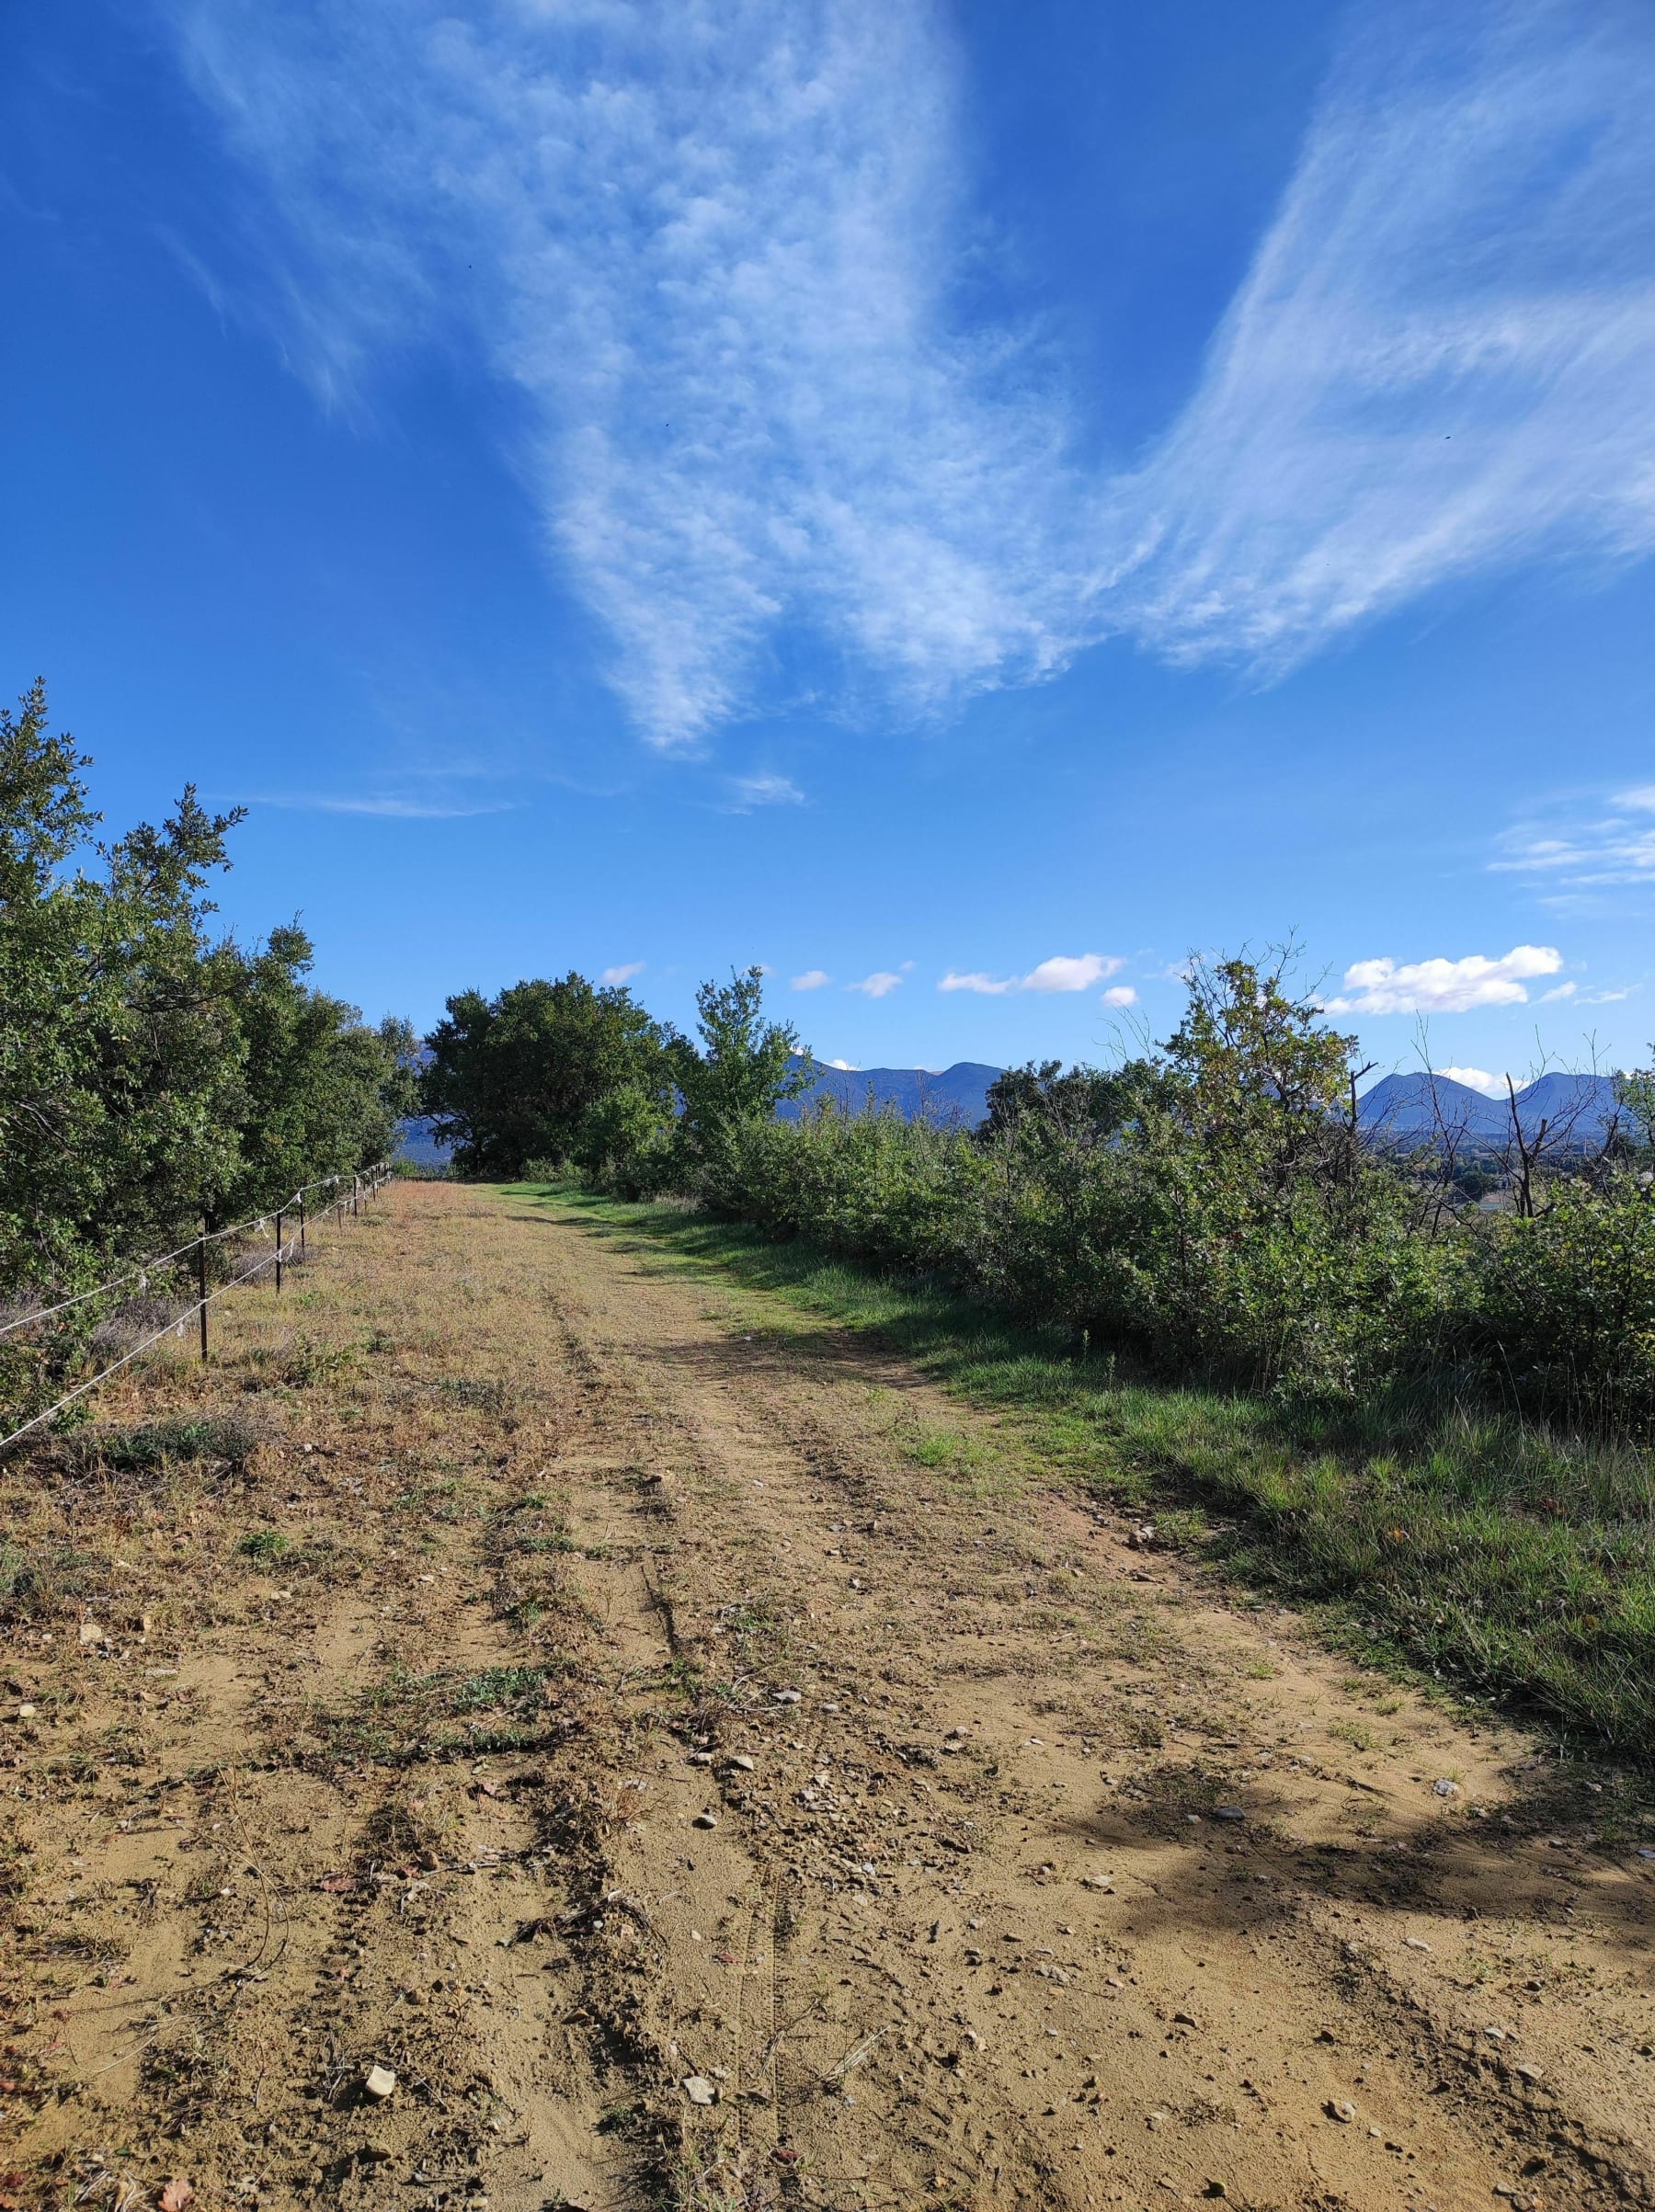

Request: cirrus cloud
left=847, top=970, right=904, bottom=998
left=1323, top=945, right=1563, bottom=1016
left=791, top=969, right=832, bottom=992
left=599, top=961, right=645, bottom=986
left=166, top=0, right=1655, bottom=747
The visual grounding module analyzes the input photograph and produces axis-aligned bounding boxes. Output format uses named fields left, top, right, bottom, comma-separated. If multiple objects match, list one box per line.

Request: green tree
left=422, top=973, right=678, bottom=1178
left=217, top=925, right=419, bottom=1220
left=674, top=967, right=809, bottom=1194
left=0, top=680, right=417, bottom=1433
left=0, top=681, right=247, bottom=1291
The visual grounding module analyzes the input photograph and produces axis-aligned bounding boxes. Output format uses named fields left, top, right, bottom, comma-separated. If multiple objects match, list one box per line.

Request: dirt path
left=3, top=1182, right=1652, bottom=2212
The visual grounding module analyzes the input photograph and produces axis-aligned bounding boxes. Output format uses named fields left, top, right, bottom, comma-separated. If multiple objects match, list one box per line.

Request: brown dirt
left=2, top=1180, right=1652, bottom=2212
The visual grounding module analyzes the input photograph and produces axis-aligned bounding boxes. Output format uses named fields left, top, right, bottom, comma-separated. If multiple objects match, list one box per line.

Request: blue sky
left=5, top=0, right=1654, bottom=1091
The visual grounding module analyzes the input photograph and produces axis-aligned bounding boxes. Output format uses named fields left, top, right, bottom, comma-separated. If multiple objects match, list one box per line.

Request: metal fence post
left=275, top=1210, right=284, bottom=1295
left=198, top=1232, right=209, bottom=1362
left=299, top=1192, right=306, bottom=1264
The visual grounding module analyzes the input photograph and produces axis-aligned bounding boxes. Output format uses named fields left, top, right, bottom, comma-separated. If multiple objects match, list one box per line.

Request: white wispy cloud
left=847, top=971, right=903, bottom=998
left=791, top=969, right=832, bottom=992
left=1493, top=785, right=1655, bottom=891
left=939, top=952, right=1123, bottom=996
left=726, top=773, right=806, bottom=812
left=169, top=0, right=1655, bottom=743
left=938, top=971, right=1012, bottom=997
left=253, top=791, right=512, bottom=819
left=1124, top=2, right=1655, bottom=670
left=1101, top=985, right=1138, bottom=1009
left=599, top=962, right=645, bottom=986
left=1324, top=945, right=1563, bottom=1015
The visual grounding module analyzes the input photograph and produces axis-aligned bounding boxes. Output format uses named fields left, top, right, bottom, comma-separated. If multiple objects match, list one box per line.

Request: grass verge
left=511, top=1180, right=1655, bottom=1763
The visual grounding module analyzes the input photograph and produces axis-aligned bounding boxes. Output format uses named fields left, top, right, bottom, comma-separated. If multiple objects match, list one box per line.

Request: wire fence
left=0, top=1162, right=394, bottom=1455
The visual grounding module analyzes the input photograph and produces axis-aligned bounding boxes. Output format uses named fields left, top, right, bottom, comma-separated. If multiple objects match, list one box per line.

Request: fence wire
left=0, top=1163, right=393, bottom=1454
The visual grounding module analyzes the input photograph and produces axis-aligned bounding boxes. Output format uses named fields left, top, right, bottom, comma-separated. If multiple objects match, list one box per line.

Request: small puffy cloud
left=824, top=1057, right=859, bottom=1071
left=1324, top=945, right=1562, bottom=1015
left=1022, top=952, right=1124, bottom=994
left=940, top=952, right=1124, bottom=996
left=848, top=971, right=904, bottom=998
left=791, top=969, right=831, bottom=991
left=727, top=773, right=805, bottom=811
left=1434, top=1066, right=1507, bottom=1097
left=599, top=961, right=645, bottom=986
left=939, top=970, right=1014, bottom=995
left=1101, top=985, right=1138, bottom=1009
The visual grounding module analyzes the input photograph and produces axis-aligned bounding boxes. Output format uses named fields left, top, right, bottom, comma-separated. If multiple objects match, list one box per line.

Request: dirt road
left=3, top=1182, right=1652, bottom=2212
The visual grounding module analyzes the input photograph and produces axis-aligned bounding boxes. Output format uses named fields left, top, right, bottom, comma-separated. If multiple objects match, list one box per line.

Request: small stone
left=1515, top=2062, right=1544, bottom=2084
left=1432, top=1778, right=1462, bottom=1799
left=1214, top=1806, right=1246, bottom=1822
left=692, top=1811, right=718, bottom=1830
left=1404, top=1937, right=1432, bottom=1952
left=78, top=1621, right=105, bottom=1647
left=1327, top=2099, right=1356, bottom=2124
left=1080, top=1876, right=1114, bottom=1892
left=363, top=2064, right=397, bottom=2101
left=682, top=2075, right=716, bottom=2105
left=727, top=1754, right=756, bottom=1772
left=16, top=1704, right=35, bottom=1720
left=690, top=1751, right=713, bottom=1766
left=774, top=1689, right=803, bottom=1705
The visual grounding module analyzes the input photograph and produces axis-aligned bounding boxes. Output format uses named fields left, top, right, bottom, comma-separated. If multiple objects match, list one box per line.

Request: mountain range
left=779, top=1057, right=1003, bottom=1127
left=1355, top=1071, right=1626, bottom=1153
left=394, top=1066, right=1632, bottom=1166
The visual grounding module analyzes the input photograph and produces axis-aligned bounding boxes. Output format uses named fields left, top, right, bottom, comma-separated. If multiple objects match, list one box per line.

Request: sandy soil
left=2, top=1180, right=1651, bottom=2212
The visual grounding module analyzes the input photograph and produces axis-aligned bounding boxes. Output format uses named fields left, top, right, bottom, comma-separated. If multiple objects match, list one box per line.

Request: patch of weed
left=65, top=1414, right=263, bottom=1474
left=237, top=1528, right=291, bottom=1560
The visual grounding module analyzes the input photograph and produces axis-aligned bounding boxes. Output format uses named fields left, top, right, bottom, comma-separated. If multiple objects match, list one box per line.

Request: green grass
left=65, top=1413, right=263, bottom=1474
left=508, top=1180, right=1655, bottom=1763
left=237, top=1528, right=291, bottom=1560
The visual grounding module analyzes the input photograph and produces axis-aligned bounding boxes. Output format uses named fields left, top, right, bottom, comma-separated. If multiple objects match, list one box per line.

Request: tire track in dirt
left=1, top=1190, right=651, bottom=2212
left=509, top=1191, right=1655, bottom=2212
left=6, top=1184, right=1653, bottom=2212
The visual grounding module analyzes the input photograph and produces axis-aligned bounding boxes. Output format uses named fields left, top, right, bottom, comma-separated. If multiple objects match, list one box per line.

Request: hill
left=1358, top=1070, right=1625, bottom=1153
left=779, top=1057, right=1004, bottom=1127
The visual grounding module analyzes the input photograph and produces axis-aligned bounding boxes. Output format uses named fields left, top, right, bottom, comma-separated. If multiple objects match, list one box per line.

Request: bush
left=624, top=956, right=1655, bottom=1438
left=1473, top=1173, right=1655, bottom=1430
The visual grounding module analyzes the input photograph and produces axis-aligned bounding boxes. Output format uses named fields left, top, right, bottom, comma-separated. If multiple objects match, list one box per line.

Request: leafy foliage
left=422, top=973, right=678, bottom=1179
left=0, top=681, right=414, bottom=1426
left=577, top=956, right=1655, bottom=1438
